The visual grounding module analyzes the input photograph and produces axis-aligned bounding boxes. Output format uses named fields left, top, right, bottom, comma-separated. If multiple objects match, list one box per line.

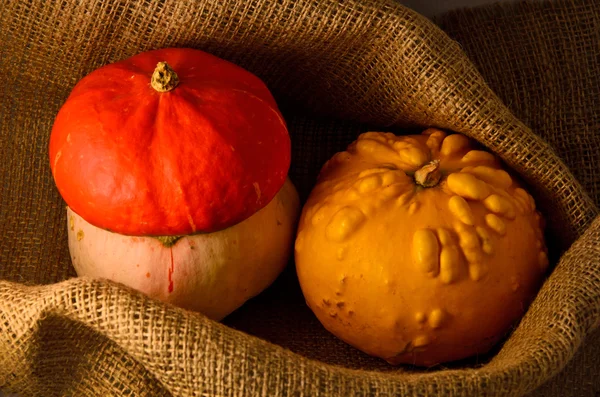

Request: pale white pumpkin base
left=67, top=178, right=300, bottom=321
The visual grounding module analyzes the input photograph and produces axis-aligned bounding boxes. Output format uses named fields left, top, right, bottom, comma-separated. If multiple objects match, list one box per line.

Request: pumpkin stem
left=414, top=160, right=442, bottom=188
left=155, top=235, right=182, bottom=247
left=151, top=62, right=180, bottom=92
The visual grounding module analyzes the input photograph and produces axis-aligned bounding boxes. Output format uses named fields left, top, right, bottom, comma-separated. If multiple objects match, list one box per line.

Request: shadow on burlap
left=0, top=0, right=599, bottom=396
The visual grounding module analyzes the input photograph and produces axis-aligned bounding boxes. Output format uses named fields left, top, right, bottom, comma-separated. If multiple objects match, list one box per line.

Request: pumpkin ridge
left=120, top=91, right=163, bottom=231
left=51, top=85, right=160, bottom=233
left=176, top=86, right=289, bottom=209
left=150, top=91, right=214, bottom=234
left=152, top=89, right=248, bottom=233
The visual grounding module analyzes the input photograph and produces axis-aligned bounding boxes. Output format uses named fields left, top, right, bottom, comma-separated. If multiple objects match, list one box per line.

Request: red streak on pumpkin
left=168, top=247, right=174, bottom=293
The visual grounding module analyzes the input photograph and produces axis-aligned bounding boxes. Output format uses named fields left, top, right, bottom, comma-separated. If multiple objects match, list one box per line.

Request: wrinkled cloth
left=1, top=0, right=599, bottom=395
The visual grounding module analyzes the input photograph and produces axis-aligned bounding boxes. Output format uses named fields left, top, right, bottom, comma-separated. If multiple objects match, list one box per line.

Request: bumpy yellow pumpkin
left=295, top=129, right=548, bottom=366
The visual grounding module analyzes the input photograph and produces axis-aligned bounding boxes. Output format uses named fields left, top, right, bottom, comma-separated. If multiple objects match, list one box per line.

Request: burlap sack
left=1, top=0, right=598, bottom=396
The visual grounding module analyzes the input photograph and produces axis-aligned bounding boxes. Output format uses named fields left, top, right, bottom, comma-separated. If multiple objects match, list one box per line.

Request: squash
left=294, top=129, right=548, bottom=366
left=49, top=48, right=300, bottom=320
left=67, top=178, right=299, bottom=321
left=49, top=47, right=290, bottom=236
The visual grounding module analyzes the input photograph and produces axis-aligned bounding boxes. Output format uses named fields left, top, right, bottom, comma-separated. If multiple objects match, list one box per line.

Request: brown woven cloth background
left=0, top=0, right=599, bottom=396
left=436, top=2, right=600, bottom=395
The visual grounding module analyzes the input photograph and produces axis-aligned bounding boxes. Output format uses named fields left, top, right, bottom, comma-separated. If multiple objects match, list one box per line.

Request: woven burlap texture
left=1, top=0, right=599, bottom=396
left=436, top=3, right=600, bottom=395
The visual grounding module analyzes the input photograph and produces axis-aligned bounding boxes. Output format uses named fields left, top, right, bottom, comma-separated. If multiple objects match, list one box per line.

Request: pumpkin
left=49, top=47, right=300, bottom=320
left=67, top=178, right=299, bottom=320
left=294, top=129, right=548, bottom=366
left=50, top=47, right=290, bottom=236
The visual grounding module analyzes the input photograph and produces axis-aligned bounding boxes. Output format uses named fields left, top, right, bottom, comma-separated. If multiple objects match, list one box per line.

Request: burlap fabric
left=1, top=0, right=598, bottom=396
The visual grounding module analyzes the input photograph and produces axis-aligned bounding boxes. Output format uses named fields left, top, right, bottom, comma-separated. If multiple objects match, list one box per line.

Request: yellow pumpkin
left=295, top=129, right=548, bottom=366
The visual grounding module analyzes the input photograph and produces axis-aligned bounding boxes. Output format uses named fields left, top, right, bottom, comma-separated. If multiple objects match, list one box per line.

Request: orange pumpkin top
left=49, top=48, right=290, bottom=236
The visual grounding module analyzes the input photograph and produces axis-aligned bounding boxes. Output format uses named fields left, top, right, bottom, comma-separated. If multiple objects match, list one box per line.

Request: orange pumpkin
left=49, top=47, right=290, bottom=236
left=295, top=129, right=548, bottom=366
left=49, top=48, right=299, bottom=320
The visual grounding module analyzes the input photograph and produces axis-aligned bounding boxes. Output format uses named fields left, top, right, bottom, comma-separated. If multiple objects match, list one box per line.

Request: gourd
left=295, top=129, right=548, bottom=366
left=67, top=178, right=299, bottom=320
left=49, top=47, right=300, bottom=320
